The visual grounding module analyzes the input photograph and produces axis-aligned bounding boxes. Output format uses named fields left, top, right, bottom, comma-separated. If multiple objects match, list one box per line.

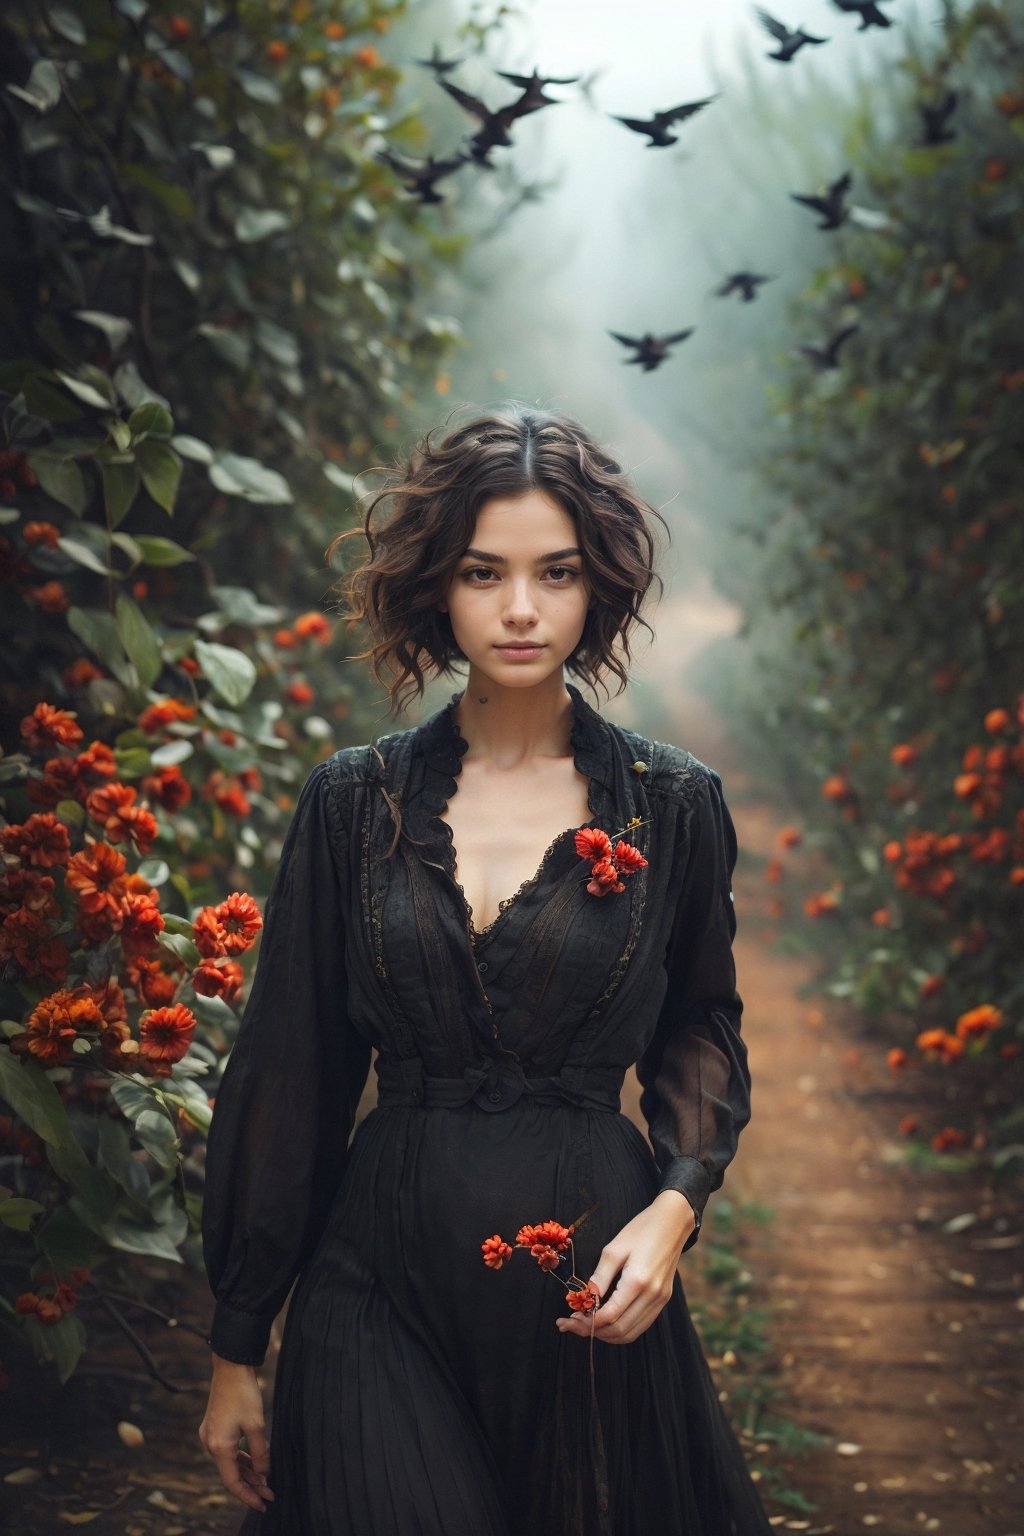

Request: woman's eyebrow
left=462, top=547, right=582, bottom=564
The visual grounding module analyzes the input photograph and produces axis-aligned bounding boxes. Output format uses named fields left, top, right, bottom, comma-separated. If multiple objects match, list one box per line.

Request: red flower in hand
left=531, top=1244, right=562, bottom=1272
left=481, top=1235, right=513, bottom=1270
left=567, top=1283, right=600, bottom=1314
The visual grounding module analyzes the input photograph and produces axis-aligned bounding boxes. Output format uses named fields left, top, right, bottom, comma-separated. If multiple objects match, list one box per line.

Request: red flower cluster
left=14, top=1266, right=91, bottom=1327
left=574, top=823, right=648, bottom=897
left=481, top=1216, right=599, bottom=1316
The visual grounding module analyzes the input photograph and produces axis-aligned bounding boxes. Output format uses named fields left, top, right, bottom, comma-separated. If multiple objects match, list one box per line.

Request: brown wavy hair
left=326, top=402, right=669, bottom=712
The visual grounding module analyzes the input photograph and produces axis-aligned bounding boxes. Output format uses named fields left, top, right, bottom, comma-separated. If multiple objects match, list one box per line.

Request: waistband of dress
left=373, top=1053, right=622, bottom=1115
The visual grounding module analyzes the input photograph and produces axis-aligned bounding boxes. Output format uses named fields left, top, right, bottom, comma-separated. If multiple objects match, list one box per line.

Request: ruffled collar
left=416, top=681, right=618, bottom=817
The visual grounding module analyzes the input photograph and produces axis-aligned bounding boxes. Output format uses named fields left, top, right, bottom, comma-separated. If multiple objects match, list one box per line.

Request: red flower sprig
left=481, top=1217, right=600, bottom=1315
left=574, top=817, right=649, bottom=897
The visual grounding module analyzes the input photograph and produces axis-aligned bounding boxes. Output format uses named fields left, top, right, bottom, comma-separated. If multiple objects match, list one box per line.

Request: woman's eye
left=463, top=567, right=497, bottom=583
left=545, top=566, right=580, bottom=582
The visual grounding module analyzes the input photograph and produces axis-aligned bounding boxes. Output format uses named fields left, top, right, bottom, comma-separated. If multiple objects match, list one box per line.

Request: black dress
left=201, top=683, right=773, bottom=1536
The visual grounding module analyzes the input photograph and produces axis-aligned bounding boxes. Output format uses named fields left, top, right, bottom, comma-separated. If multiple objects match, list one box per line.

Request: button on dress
left=201, top=684, right=773, bottom=1535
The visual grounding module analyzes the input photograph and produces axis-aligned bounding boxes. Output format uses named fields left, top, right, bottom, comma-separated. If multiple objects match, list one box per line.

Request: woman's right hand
left=198, top=1354, right=276, bottom=1514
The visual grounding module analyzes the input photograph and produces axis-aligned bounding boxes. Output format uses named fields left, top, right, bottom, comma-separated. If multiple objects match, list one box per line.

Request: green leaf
left=49, top=6, right=87, bottom=44
left=23, top=373, right=86, bottom=423
left=42, top=1312, right=88, bottom=1384
left=157, top=931, right=202, bottom=968
left=196, top=324, right=251, bottom=371
left=129, top=401, right=174, bottom=440
left=6, top=60, right=61, bottom=113
left=72, top=310, right=133, bottom=350
left=0, top=1195, right=45, bottom=1230
left=171, top=433, right=214, bottom=464
left=137, top=440, right=182, bottom=513
left=101, top=458, right=141, bottom=526
left=113, top=746, right=153, bottom=777
left=0, top=1048, right=72, bottom=1148
left=28, top=450, right=89, bottom=513
left=101, top=1214, right=183, bottom=1262
left=209, top=452, right=292, bottom=504
left=96, top=1115, right=151, bottom=1210
left=115, top=592, right=162, bottom=688
left=134, top=1108, right=180, bottom=1169
left=235, top=207, right=290, bottom=243
left=56, top=537, right=114, bottom=576
left=55, top=370, right=115, bottom=410
left=36, top=1202, right=96, bottom=1271
left=193, top=637, right=258, bottom=705
left=134, top=534, right=196, bottom=567
left=66, top=605, right=133, bottom=685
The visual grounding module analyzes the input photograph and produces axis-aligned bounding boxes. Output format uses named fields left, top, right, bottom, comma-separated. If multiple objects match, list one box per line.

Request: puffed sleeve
left=635, top=762, right=751, bottom=1255
left=201, top=758, right=371, bottom=1365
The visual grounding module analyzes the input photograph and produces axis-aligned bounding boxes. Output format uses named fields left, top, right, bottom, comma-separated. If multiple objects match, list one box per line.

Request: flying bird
left=375, top=149, right=471, bottom=204
left=755, top=9, right=829, bottom=61
left=608, top=328, right=695, bottom=371
left=918, top=89, right=958, bottom=145
left=414, top=44, right=466, bottom=75
left=715, top=271, right=776, bottom=302
left=609, top=96, right=718, bottom=147
left=797, top=324, right=859, bottom=368
left=790, top=170, right=852, bottom=229
left=438, top=77, right=557, bottom=165
left=829, top=0, right=895, bottom=29
left=494, top=68, right=581, bottom=111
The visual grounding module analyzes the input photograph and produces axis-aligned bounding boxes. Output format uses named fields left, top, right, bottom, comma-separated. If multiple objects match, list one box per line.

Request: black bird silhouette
left=715, top=271, right=775, bottom=302
left=438, top=77, right=556, bottom=165
left=829, top=0, right=895, bottom=30
left=414, top=43, right=466, bottom=75
left=494, top=68, right=581, bottom=111
left=797, top=324, right=859, bottom=368
left=790, top=170, right=852, bottom=229
left=375, top=149, right=471, bottom=204
left=609, top=96, right=718, bottom=147
left=608, top=328, right=695, bottom=371
left=755, top=9, right=829, bottom=61
left=918, top=89, right=958, bottom=145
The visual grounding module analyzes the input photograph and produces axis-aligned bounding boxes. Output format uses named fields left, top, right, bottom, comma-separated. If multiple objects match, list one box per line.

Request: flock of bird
left=376, top=0, right=950, bottom=373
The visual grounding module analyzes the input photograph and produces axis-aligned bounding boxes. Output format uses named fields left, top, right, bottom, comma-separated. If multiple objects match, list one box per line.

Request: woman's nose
left=503, top=580, right=539, bottom=622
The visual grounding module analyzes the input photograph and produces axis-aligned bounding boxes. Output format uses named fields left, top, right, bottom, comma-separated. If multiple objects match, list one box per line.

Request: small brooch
left=574, top=817, right=649, bottom=897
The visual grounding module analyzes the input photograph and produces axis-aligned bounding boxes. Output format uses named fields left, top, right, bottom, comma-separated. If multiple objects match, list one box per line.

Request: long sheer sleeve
left=201, top=759, right=371, bottom=1365
left=636, top=762, right=750, bottom=1255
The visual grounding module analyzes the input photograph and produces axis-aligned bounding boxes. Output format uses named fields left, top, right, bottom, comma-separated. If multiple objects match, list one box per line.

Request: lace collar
left=416, top=681, right=618, bottom=817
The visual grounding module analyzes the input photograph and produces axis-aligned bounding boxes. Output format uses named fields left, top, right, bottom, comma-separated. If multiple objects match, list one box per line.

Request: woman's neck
left=453, top=672, right=575, bottom=769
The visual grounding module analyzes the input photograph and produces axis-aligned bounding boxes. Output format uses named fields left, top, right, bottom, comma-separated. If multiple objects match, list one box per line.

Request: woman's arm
left=560, top=762, right=749, bottom=1344
left=200, top=759, right=371, bottom=1366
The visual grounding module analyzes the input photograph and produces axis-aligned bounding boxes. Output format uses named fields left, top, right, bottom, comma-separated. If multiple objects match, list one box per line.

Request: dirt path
left=643, top=616, right=1024, bottom=1536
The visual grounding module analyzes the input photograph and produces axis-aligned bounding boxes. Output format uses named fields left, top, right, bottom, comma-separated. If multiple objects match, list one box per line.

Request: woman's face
left=441, top=490, right=590, bottom=692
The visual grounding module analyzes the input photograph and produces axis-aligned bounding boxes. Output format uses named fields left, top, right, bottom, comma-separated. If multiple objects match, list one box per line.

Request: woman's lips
left=494, top=643, right=546, bottom=658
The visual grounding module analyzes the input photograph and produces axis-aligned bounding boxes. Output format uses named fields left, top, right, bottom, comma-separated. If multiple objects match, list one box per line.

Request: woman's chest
left=438, top=759, right=594, bottom=933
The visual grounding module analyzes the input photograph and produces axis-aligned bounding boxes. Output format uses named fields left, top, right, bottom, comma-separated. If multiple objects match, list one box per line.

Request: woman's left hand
left=555, top=1189, right=696, bottom=1345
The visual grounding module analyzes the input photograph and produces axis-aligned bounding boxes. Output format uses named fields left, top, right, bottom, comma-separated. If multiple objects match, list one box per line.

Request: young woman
left=199, top=404, right=773, bottom=1535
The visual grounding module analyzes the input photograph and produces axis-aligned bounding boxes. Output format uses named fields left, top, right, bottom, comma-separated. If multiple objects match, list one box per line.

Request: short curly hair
left=327, top=402, right=669, bottom=711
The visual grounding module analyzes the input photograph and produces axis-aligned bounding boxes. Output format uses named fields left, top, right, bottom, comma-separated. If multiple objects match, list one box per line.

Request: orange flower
left=915, top=1028, right=964, bottom=1062
left=138, top=698, right=196, bottom=734
left=0, top=908, right=71, bottom=983
left=887, top=1048, right=907, bottom=1071
left=212, top=892, right=263, bottom=955
left=294, top=611, right=332, bottom=642
left=574, top=828, right=612, bottom=862
left=192, top=956, right=245, bottom=1003
left=530, top=1244, right=562, bottom=1271
left=587, top=859, right=625, bottom=897
left=119, top=891, right=165, bottom=957
left=22, top=521, right=60, bottom=547
left=871, top=908, right=891, bottom=927
left=266, top=38, right=289, bottom=62
left=139, top=1003, right=197, bottom=1072
left=18, top=988, right=105, bottom=1066
left=919, top=974, right=944, bottom=998
left=566, top=1283, right=599, bottom=1314
left=324, top=20, right=347, bottom=39
left=611, top=840, right=647, bottom=874
left=931, top=1126, right=969, bottom=1152
left=984, top=707, right=1010, bottom=734
left=20, top=702, right=84, bottom=751
left=65, top=841, right=128, bottom=918
left=273, top=628, right=297, bottom=648
left=954, top=1004, right=1003, bottom=1040
left=354, top=45, right=380, bottom=68
left=86, top=783, right=158, bottom=855
left=890, top=743, right=918, bottom=768
left=193, top=905, right=229, bottom=959
left=141, top=763, right=192, bottom=811
left=821, top=773, right=851, bottom=801
left=481, top=1235, right=513, bottom=1270
left=285, top=680, right=314, bottom=706
left=528, top=1220, right=573, bottom=1251
left=898, top=1114, right=919, bottom=1136
left=777, top=826, right=801, bottom=848
left=75, top=740, right=118, bottom=788
left=0, top=813, right=70, bottom=869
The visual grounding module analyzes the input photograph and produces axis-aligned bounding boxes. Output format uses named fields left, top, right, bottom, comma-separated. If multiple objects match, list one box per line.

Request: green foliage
left=0, top=0, right=528, bottom=1382
left=731, top=1, right=1024, bottom=1156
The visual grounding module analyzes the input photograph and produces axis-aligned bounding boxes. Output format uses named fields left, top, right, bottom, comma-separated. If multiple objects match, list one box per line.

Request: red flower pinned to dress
left=575, top=817, right=649, bottom=898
